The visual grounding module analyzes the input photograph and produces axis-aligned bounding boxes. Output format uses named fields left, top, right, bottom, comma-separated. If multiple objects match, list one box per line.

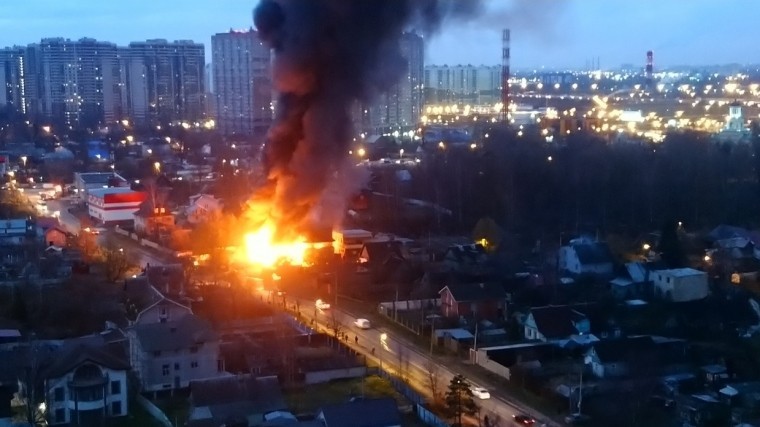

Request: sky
left=1, top=0, right=760, bottom=69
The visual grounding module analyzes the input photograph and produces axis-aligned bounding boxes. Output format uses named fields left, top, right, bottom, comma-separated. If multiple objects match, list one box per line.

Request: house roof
left=36, top=217, right=60, bottom=230
left=190, top=375, right=286, bottom=425
left=318, top=398, right=400, bottom=427
left=445, top=244, right=487, bottom=264
left=708, top=224, right=750, bottom=242
left=362, top=240, right=404, bottom=264
left=528, top=305, right=587, bottom=339
left=625, top=262, right=649, bottom=283
left=133, top=314, right=217, bottom=352
left=43, top=340, right=130, bottom=379
left=77, top=172, right=123, bottom=185
left=439, top=282, right=506, bottom=302
left=654, top=268, right=706, bottom=278
left=572, top=242, right=614, bottom=265
left=145, top=264, right=185, bottom=296
left=589, top=336, right=656, bottom=363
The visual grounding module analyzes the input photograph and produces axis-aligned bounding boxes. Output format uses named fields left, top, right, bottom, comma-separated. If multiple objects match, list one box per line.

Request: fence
left=416, top=403, right=449, bottom=427
left=378, top=298, right=440, bottom=315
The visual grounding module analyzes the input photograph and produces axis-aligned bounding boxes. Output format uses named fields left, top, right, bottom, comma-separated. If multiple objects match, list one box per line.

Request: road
left=288, top=295, right=558, bottom=427
left=21, top=189, right=172, bottom=267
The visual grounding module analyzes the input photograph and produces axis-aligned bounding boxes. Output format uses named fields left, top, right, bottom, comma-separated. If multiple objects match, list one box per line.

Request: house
left=609, top=262, right=650, bottom=300
left=677, top=394, right=730, bottom=427
left=133, top=200, right=175, bottom=236
left=523, top=305, right=590, bottom=342
left=558, top=238, right=615, bottom=278
left=186, top=194, right=224, bottom=225
left=652, top=268, right=709, bottom=302
left=357, top=240, right=405, bottom=282
left=719, top=382, right=760, bottom=412
left=127, top=298, right=222, bottom=393
left=332, top=229, right=373, bottom=260
left=188, top=375, right=286, bottom=427
left=43, top=227, right=68, bottom=248
left=584, top=336, right=657, bottom=378
left=0, top=219, right=36, bottom=245
left=317, top=398, right=401, bottom=427
left=442, top=243, right=489, bottom=275
left=44, top=338, right=130, bottom=425
left=438, top=282, right=507, bottom=320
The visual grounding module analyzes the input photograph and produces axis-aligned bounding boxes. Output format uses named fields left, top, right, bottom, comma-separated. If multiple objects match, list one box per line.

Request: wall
left=142, top=340, right=221, bottom=392
left=378, top=299, right=440, bottom=315
left=46, top=367, right=128, bottom=425
left=304, top=366, right=367, bottom=384
left=473, top=348, right=512, bottom=380
left=673, top=274, right=709, bottom=302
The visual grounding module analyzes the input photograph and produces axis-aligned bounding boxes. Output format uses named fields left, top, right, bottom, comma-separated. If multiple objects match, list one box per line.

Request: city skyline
left=2, top=0, right=760, bottom=69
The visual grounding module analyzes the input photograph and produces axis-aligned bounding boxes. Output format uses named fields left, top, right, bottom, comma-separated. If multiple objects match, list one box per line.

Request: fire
left=243, top=221, right=309, bottom=268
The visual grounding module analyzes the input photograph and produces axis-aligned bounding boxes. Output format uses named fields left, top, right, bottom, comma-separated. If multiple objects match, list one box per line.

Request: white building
left=652, top=268, right=709, bottom=302
left=73, top=172, right=129, bottom=201
left=212, top=29, right=272, bottom=135
left=424, top=64, right=501, bottom=102
left=127, top=298, right=222, bottom=393
left=87, top=187, right=146, bottom=224
left=558, top=238, right=615, bottom=278
left=332, top=229, right=373, bottom=258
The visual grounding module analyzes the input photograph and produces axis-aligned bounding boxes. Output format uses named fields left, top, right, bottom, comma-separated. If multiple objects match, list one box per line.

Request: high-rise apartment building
left=211, top=29, right=272, bottom=136
left=0, top=47, right=28, bottom=115
left=27, top=38, right=119, bottom=128
left=365, top=32, right=424, bottom=132
left=0, top=37, right=206, bottom=128
left=126, top=39, right=206, bottom=124
left=424, top=64, right=501, bottom=103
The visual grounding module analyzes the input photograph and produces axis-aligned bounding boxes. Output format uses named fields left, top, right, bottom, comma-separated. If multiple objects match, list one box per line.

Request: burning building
left=233, top=0, right=482, bottom=269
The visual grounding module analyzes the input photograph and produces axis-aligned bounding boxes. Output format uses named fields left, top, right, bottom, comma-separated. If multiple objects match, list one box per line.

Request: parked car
left=471, top=386, right=490, bottom=400
left=512, top=414, right=535, bottom=425
left=315, top=299, right=331, bottom=310
left=564, top=413, right=590, bottom=425
left=354, top=318, right=371, bottom=329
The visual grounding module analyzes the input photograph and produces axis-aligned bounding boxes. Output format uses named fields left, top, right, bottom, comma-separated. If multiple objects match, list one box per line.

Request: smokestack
left=253, top=0, right=481, bottom=232
left=501, top=28, right=510, bottom=123
left=646, top=50, right=654, bottom=88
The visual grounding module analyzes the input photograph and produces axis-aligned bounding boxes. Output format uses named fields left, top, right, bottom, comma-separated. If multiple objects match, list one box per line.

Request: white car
left=471, top=386, right=490, bottom=400
left=315, top=299, right=331, bottom=310
left=354, top=318, right=371, bottom=329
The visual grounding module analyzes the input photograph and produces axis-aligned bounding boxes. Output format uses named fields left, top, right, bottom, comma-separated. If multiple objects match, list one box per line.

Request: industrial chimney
left=501, top=28, right=511, bottom=123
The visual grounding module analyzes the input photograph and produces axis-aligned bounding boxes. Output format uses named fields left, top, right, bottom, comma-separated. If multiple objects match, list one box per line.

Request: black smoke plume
left=252, top=0, right=481, bottom=233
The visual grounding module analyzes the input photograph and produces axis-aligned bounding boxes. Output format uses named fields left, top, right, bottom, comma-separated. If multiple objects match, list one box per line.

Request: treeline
left=409, top=126, right=760, bottom=237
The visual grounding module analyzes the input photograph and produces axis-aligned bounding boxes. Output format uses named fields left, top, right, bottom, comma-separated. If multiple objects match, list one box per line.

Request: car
left=471, top=386, right=490, bottom=400
left=512, top=414, right=535, bottom=425
left=315, top=299, right=331, bottom=310
left=563, top=413, right=590, bottom=425
left=354, top=318, right=371, bottom=329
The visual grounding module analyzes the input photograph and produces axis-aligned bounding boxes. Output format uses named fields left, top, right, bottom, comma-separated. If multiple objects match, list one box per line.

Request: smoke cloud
left=252, top=0, right=481, bottom=234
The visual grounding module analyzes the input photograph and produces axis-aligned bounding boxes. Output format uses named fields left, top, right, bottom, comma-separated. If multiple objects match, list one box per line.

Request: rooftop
left=655, top=268, right=706, bottom=278
left=318, top=398, right=401, bottom=427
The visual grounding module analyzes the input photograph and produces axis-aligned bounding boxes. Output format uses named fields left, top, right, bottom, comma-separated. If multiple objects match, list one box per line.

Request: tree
left=101, top=237, right=132, bottom=283
left=658, top=219, right=686, bottom=268
left=425, top=360, right=442, bottom=407
left=72, top=231, right=101, bottom=262
left=444, top=374, right=479, bottom=426
left=472, top=217, right=503, bottom=252
left=11, top=339, right=47, bottom=426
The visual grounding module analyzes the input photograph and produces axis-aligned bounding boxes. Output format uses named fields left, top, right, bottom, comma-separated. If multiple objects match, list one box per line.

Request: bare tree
left=328, top=309, right=343, bottom=348
left=11, top=339, right=47, bottom=426
left=101, top=237, right=131, bottom=283
left=425, top=360, right=442, bottom=407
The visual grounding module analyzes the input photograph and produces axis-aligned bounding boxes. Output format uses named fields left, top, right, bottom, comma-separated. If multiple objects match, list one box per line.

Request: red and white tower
left=501, top=28, right=511, bottom=123
left=646, top=50, right=654, bottom=88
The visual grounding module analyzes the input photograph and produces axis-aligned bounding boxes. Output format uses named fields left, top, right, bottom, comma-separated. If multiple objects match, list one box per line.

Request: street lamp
left=643, top=243, right=651, bottom=251
left=153, top=162, right=161, bottom=173
left=357, top=148, right=366, bottom=158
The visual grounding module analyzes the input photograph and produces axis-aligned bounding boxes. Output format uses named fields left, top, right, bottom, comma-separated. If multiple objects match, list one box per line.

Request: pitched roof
left=589, top=336, right=656, bottom=363
left=445, top=244, right=487, bottom=264
left=708, top=224, right=750, bottom=242
left=572, top=242, right=614, bottom=265
left=362, top=240, right=404, bottom=264
left=440, top=282, right=506, bottom=302
left=133, top=314, right=217, bottom=352
left=43, top=341, right=130, bottom=379
left=529, top=305, right=587, bottom=339
left=318, top=398, right=401, bottom=427
left=191, top=375, right=285, bottom=416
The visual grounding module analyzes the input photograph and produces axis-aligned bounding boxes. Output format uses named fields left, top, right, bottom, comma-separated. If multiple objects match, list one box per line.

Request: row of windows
left=162, top=360, right=200, bottom=376
left=53, top=380, right=121, bottom=402
left=53, top=401, right=122, bottom=423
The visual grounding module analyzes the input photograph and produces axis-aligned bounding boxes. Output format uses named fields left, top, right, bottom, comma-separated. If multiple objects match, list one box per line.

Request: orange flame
left=243, top=221, right=309, bottom=268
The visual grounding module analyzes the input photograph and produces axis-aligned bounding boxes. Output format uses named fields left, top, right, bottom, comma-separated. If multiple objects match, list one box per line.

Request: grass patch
left=109, top=399, right=164, bottom=427
left=284, top=375, right=403, bottom=415
left=155, top=393, right=190, bottom=427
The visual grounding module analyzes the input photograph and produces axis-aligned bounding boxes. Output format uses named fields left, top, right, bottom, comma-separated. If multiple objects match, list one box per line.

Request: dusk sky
left=2, top=0, right=759, bottom=69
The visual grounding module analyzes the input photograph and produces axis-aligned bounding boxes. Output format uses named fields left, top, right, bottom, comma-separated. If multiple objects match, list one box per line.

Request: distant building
left=716, top=101, right=751, bottom=143
left=651, top=268, right=709, bottom=302
left=523, top=305, right=590, bottom=342
left=558, top=238, right=615, bottom=278
left=424, top=64, right=501, bottom=104
left=73, top=172, right=129, bottom=201
left=133, top=200, right=174, bottom=236
left=364, top=32, right=424, bottom=132
left=0, top=218, right=36, bottom=245
left=212, top=29, right=272, bottom=136
left=185, top=194, right=224, bottom=225
left=0, top=47, right=29, bottom=115
left=125, top=39, right=206, bottom=124
left=87, top=187, right=147, bottom=224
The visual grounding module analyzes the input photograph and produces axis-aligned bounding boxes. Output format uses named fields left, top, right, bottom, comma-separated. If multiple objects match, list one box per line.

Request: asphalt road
left=289, top=296, right=558, bottom=427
